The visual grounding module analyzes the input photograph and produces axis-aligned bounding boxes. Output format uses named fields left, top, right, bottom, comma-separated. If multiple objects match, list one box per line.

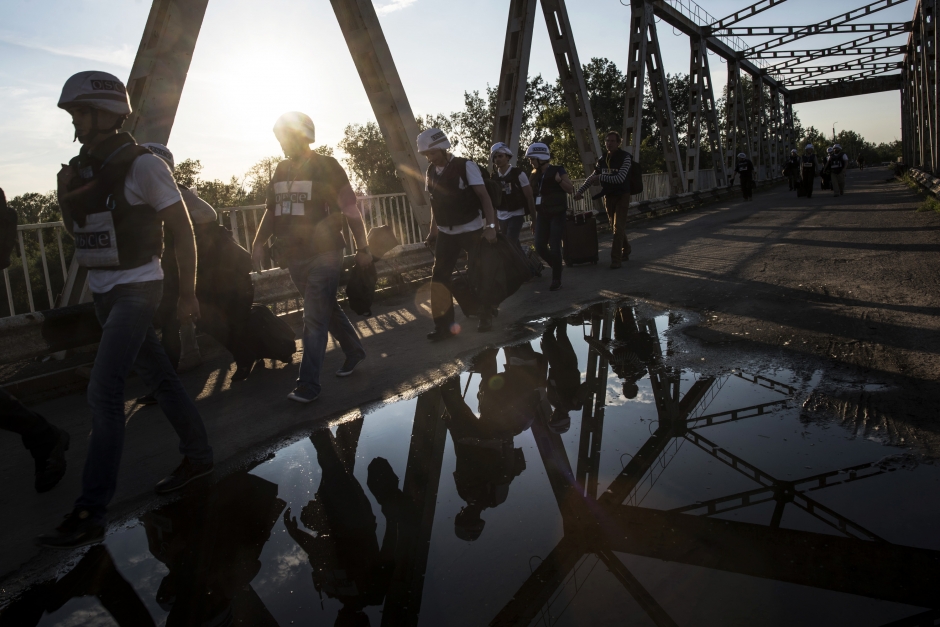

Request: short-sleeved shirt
left=89, top=154, right=181, bottom=294
left=495, top=165, right=530, bottom=221
left=428, top=160, right=485, bottom=234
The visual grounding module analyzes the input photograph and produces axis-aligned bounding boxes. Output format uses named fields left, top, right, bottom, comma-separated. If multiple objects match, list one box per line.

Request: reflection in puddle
left=7, top=302, right=940, bottom=626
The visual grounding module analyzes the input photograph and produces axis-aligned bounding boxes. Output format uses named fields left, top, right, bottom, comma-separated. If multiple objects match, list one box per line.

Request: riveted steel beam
left=491, top=0, right=538, bottom=167
left=644, top=5, right=687, bottom=194
left=789, top=73, right=904, bottom=102
left=743, top=0, right=911, bottom=55
left=710, top=0, right=791, bottom=30
left=123, top=0, right=211, bottom=144
left=715, top=22, right=910, bottom=36
left=726, top=60, right=752, bottom=170
left=622, top=0, right=651, bottom=158
left=331, top=0, right=432, bottom=231
left=785, top=67, right=903, bottom=86
left=784, top=62, right=905, bottom=84
left=760, top=32, right=908, bottom=70
left=687, top=35, right=729, bottom=190
left=772, top=51, right=904, bottom=75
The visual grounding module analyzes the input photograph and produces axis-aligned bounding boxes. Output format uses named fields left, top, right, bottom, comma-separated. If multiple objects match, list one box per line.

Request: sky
left=0, top=0, right=912, bottom=197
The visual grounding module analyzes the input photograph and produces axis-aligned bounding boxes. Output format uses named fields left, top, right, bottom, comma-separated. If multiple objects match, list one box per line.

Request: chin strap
left=75, top=109, right=127, bottom=144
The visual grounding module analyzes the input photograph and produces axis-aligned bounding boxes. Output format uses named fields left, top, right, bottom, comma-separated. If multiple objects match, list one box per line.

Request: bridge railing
left=2, top=170, right=730, bottom=319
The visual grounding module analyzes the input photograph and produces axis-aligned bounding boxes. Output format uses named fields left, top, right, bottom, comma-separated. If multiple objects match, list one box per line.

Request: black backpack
left=628, top=160, right=644, bottom=194
left=248, top=305, right=296, bottom=363
left=346, top=260, right=377, bottom=316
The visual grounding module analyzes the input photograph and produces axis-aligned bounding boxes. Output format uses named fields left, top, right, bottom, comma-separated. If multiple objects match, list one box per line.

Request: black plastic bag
left=347, top=260, right=378, bottom=316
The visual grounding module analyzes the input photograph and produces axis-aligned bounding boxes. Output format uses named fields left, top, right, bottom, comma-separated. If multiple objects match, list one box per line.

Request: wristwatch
left=485, top=223, right=496, bottom=230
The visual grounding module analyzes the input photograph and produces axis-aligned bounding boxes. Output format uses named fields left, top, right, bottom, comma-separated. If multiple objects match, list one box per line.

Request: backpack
left=248, top=305, right=296, bottom=363
left=346, top=260, right=377, bottom=316
left=628, top=160, right=644, bottom=194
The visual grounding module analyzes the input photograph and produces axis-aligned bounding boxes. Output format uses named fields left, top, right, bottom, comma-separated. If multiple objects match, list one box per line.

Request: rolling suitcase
left=562, top=213, right=599, bottom=266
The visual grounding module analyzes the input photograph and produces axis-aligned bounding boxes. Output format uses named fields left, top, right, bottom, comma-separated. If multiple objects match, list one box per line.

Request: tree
left=243, top=156, right=282, bottom=204
left=173, top=159, right=202, bottom=189
left=338, top=122, right=402, bottom=195
left=7, top=191, right=61, bottom=223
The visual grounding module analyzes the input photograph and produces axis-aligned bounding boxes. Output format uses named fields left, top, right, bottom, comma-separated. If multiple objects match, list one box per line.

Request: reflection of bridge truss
left=487, top=303, right=940, bottom=627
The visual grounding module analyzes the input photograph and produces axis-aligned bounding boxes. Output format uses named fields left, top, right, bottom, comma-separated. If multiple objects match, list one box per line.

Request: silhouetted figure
left=143, top=471, right=285, bottom=626
left=0, top=545, right=155, bottom=626
left=541, top=321, right=587, bottom=434
left=1, top=187, right=70, bottom=492
left=285, top=420, right=406, bottom=626
left=586, top=307, right=659, bottom=399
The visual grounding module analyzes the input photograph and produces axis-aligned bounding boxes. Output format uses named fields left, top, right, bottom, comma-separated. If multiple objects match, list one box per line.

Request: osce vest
left=596, top=149, right=631, bottom=196
left=426, top=157, right=483, bottom=227
left=802, top=155, right=817, bottom=175
left=829, top=154, right=846, bottom=173
left=65, top=133, right=163, bottom=269
left=531, top=165, right=568, bottom=216
left=735, top=160, right=754, bottom=176
left=495, top=166, right=527, bottom=215
left=270, top=155, right=346, bottom=259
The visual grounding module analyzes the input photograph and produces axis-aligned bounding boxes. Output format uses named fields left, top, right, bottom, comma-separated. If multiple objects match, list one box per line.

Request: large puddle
left=5, top=302, right=940, bottom=626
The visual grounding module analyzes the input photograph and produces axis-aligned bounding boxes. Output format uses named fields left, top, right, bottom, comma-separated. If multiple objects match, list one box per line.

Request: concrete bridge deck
left=3, top=166, right=939, bottom=583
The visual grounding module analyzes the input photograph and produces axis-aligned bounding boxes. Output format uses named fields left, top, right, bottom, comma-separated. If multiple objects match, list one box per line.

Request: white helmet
left=827, top=147, right=834, bottom=153
left=417, top=128, right=450, bottom=153
left=141, top=143, right=174, bottom=170
left=273, top=111, right=316, bottom=144
left=833, top=144, right=842, bottom=151
left=490, top=141, right=513, bottom=157
left=57, top=71, right=131, bottom=115
left=525, top=142, right=550, bottom=161
left=791, top=149, right=797, bottom=154
left=737, top=152, right=747, bottom=159
left=805, top=144, right=814, bottom=151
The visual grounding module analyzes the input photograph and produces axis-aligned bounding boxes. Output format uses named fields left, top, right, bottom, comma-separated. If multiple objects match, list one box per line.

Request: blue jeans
left=78, top=280, right=213, bottom=523
left=499, top=215, right=526, bottom=256
left=288, top=250, right=365, bottom=395
left=535, top=212, right=565, bottom=281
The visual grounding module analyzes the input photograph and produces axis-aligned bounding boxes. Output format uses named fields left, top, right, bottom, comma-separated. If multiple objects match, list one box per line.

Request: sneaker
left=153, top=457, right=214, bottom=495
left=477, top=318, right=493, bottom=333
left=549, top=281, right=562, bottom=292
left=610, top=261, right=622, bottom=269
left=427, top=328, right=457, bottom=342
left=32, top=426, right=70, bottom=493
left=287, top=386, right=320, bottom=403
left=34, top=509, right=104, bottom=549
left=336, top=354, right=366, bottom=377
left=136, top=392, right=158, bottom=406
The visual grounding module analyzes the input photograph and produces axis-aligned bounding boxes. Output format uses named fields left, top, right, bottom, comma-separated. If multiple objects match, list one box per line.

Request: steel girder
left=786, top=65, right=904, bottom=86
left=743, top=0, right=911, bottom=55
left=783, top=62, right=905, bottom=83
left=749, top=78, right=766, bottom=179
left=713, top=21, right=910, bottom=36
left=123, top=0, right=210, bottom=144
left=772, top=51, right=905, bottom=75
left=726, top=60, right=752, bottom=172
left=710, top=0, right=791, bottom=30
left=755, top=30, right=909, bottom=65
left=491, top=0, right=538, bottom=167
left=789, top=73, right=904, bottom=101
left=687, top=36, right=730, bottom=190
left=330, top=0, right=432, bottom=231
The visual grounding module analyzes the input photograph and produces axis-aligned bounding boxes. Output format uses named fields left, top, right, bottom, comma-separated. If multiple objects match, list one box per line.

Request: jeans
left=535, top=212, right=565, bottom=282
left=430, top=228, right=492, bottom=330
left=498, top=215, right=525, bottom=256
left=740, top=176, right=753, bottom=200
left=0, top=388, right=55, bottom=452
left=288, top=250, right=365, bottom=395
left=800, top=175, right=814, bottom=198
left=79, top=280, right=213, bottom=523
left=831, top=171, right=846, bottom=195
left=604, top=195, right=631, bottom=262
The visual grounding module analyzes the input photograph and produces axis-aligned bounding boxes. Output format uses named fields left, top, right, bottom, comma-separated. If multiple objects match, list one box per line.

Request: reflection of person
left=143, top=471, right=284, bottom=626
left=442, top=345, right=542, bottom=541
left=285, top=421, right=405, bottom=627
left=610, top=307, right=658, bottom=398
left=0, top=545, right=155, bottom=626
left=541, top=321, right=586, bottom=434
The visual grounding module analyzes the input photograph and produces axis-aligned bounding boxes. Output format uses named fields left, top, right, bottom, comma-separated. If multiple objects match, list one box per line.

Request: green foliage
left=338, top=122, right=402, bottom=195
left=7, top=191, right=62, bottom=223
left=173, top=159, right=202, bottom=189
left=242, top=156, right=282, bottom=204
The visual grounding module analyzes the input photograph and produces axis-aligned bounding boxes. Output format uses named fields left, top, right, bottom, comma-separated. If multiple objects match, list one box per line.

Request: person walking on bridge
left=574, top=131, right=633, bottom=268
left=784, top=149, right=800, bottom=191
left=527, top=142, right=573, bottom=290
left=800, top=144, right=819, bottom=199
left=36, top=71, right=215, bottom=549
left=490, top=142, right=535, bottom=256
left=251, top=112, right=372, bottom=404
left=418, top=128, right=498, bottom=340
left=729, top=153, right=755, bottom=201
left=821, top=147, right=834, bottom=191
left=827, top=144, right=849, bottom=197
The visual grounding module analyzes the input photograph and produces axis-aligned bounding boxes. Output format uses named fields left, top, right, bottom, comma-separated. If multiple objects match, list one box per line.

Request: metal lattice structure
left=116, top=0, right=935, bottom=228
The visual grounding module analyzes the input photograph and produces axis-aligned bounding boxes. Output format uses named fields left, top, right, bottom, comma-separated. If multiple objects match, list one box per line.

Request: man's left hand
left=178, top=294, right=201, bottom=322
left=356, top=250, right=373, bottom=267
left=483, top=227, right=497, bottom=243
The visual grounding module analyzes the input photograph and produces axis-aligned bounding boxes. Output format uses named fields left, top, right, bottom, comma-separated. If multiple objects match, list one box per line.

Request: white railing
left=3, top=222, right=70, bottom=317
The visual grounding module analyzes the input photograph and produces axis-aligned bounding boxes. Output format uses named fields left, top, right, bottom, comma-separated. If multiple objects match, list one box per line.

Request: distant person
left=250, top=112, right=371, bottom=403
left=857, top=154, right=865, bottom=170
left=574, top=131, right=633, bottom=269
left=526, top=142, right=573, bottom=291
left=821, top=147, right=834, bottom=190
left=490, top=142, right=535, bottom=256
left=784, top=149, right=800, bottom=191
left=729, top=152, right=755, bottom=201
left=0, top=188, right=70, bottom=493
left=828, top=144, right=849, bottom=197
left=37, top=71, right=214, bottom=549
left=800, top=144, right=819, bottom=199
left=418, top=128, right=498, bottom=340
